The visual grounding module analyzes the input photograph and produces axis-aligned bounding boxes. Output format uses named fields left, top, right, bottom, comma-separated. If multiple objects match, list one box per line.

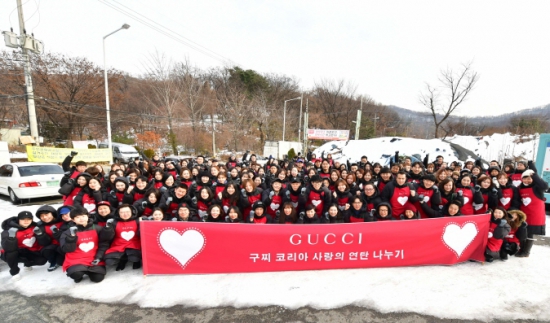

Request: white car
left=0, top=162, right=64, bottom=204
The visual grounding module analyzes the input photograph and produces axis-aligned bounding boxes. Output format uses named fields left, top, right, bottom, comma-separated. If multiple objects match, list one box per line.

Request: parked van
left=98, top=142, right=139, bottom=164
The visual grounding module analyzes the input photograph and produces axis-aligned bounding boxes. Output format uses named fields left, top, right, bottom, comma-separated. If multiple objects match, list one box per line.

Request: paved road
left=0, top=290, right=543, bottom=323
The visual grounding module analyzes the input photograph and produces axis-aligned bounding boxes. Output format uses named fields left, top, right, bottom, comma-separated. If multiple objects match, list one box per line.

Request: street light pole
left=103, top=23, right=130, bottom=153
left=282, top=96, right=301, bottom=141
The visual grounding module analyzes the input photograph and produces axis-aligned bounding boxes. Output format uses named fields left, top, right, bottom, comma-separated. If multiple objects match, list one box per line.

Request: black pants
left=1, top=249, right=48, bottom=276
left=68, top=271, right=105, bottom=283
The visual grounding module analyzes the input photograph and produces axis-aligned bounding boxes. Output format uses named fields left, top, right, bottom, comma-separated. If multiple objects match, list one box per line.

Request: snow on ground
left=0, top=200, right=549, bottom=322
left=313, top=133, right=540, bottom=166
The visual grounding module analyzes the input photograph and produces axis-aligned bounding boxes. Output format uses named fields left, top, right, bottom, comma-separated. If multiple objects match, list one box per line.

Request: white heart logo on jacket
left=291, top=202, right=298, bottom=208
left=22, top=237, right=36, bottom=248
left=159, top=229, right=205, bottom=269
left=121, top=231, right=135, bottom=241
left=270, top=203, right=280, bottom=210
left=463, top=197, right=470, bottom=205
left=83, top=203, right=96, bottom=213
left=522, top=197, right=531, bottom=206
left=423, top=196, right=430, bottom=203
left=473, top=203, right=484, bottom=211
left=512, top=180, right=522, bottom=187
left=79, top=242, right=94, bottom=253
left=397, top=196, right=408, bottom=206
left=223, top=206, right=229, bottom=213
left=442, top=222, right=478, bottom=258
left=500, top=197, right=510, bottom=206
left=311, top=200, right=321, bottom=207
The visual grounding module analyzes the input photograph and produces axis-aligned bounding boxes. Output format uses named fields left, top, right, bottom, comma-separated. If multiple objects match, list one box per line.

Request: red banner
left=140, top=214, right=490, bottom=275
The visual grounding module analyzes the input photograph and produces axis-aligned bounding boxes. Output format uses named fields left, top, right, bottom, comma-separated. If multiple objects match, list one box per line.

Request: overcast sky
left=2, top=0, right=549, bottom=117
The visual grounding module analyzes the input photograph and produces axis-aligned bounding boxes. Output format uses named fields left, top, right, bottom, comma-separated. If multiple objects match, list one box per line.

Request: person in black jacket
left=297, top=204, right=321, bottom=224
left=1, top=211, right=52, bottom=280
left=344, top=196, right=375, bottom=223
left=60, top=151, right=87, bottom=187
left=324, top=204, right=345, bottom=223
left=359, top=182, right=382, bottom=213
left=34, top=205, right=64, bottom=271
left=485, top=207, right=511, bottom=262
left=60, top=207, right=110, bottom=283
left=106, top=177, right=134, bottom=209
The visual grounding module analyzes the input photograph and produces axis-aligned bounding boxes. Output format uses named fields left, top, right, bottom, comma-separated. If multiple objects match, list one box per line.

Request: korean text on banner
left=307, top=129, right=350, bottom=141
left=140, top=214, right=490, bottom=275
left=26, top=146, right=113, bottom=163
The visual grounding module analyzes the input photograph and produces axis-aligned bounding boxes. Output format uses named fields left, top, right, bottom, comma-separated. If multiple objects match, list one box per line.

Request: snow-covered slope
left=313, top=133, right=540, bottom=166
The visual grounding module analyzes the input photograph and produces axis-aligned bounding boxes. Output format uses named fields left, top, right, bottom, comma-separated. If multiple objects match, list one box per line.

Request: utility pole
left=373, top=113, right=379, bottom=137
left=298, top=94, right=303, bottom=143
left=16, top=0, right=40, bottom=145
left=355, top=110, right=362, bottom=140
left=303, top=98, right=309, bottom=153
left=211, top=113, right=216, bottom=157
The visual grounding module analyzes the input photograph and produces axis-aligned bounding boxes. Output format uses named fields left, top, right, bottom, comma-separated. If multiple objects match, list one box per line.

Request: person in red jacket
left=1, top=211, right=51, bottom=280
left=60, top=207, right=110, bottom=283
left=380, top=171, right=418, bottom=219
left=102, top=204, right=142, bottom=271
left=485, top=207, right=511, bottom=263
left=502, top=209, right=527, bottom=259
left=517, top=169, right=548, bottom=257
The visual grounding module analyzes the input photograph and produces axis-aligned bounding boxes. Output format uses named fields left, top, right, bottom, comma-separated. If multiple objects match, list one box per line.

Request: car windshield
left=18, top=165, right=64, bottom=177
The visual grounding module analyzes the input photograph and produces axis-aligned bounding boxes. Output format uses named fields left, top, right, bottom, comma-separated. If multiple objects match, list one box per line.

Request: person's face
left=493, top=209, right=505, bottom=219
left=226, top=185, right=236, bottom=195
left=427, top=165, right=434, bottom=173
left=510, top=212, right=518, bottom=221
left=472, top=168, right=480, bottom=176
left=218, top=175, right=227, bottom=184
left=210, top=207, right=221, bottom=218
left=346, top=176, right=354, bottom=185
left=270, top=166, right=278, bottom=174
left=201, top=176, right=210, bottom=184
left=152, top=211, right=164, bottom=221
left=182, top=170, right=190, bottom=179
left=350, top=165, right=358, bottom=172
left=229, top=209, right=238, bottom=220
left=481, top=179, right=491, bottom=189
left=396, top=174, right=406, bottom=186
left=448, top=204, right=459, bottom=216
left=129, top=173, right=137, bottom=181
left=404, top=210, right=415, bottom=218
left=322, top=179, right=330, bottom=187
left=272, top=182, right=282, bottom=192
left=254, top=177, right=262, bottom=186
left=73, top=214, right=88, bottom=226
left=328, top=206, right=338, bottom=216
left=278, top=172, right=286, bottom=180
left=412, top=164, right=422, bottom=174
left=98, top=205, right=110, bottom=216
left=196, top=157, right=204, bottom=164
left=39, top=212, right=54, bottom=223
left=155, top=172, right=163, bottom=180
left=200, top=190, right=209, bottom=199
left=284, top=206, right=292, bottom=215
left=355, top=171, right=363, bottom=179
left=110, top=174, right=117, bottom=183
left=438, top=172, right=447, bottom=180
left=337, top=183, right=347, bottom=192
left=230, top=169, right=238, bottom=177
left=192, top=169, right=198, bottom=176
left=497, top=176, right=508, bottom=186
left=423, top=179, right=434, bottom=188
left=461, top=177, right=471, bottom=186
left=379, top=206, right=389, bottom=217
left=522, top=176, right=533, bottom=185
left=89, top=179, right=100, bottom=191
left=331, top=172, right=341, bottom=181
left=516, top=163, right=526, bottom=171
left=306, top=209, right=315, bottom=218
left=175, top=187, right=187, bottom=198
left=245, top=183, right=254, bottom=192
left=254, top=208, right=264, bottom=216
left=444, top=182, right=453, bottom=193
left=61, top=213, right=72, bottom=222
left=165, top=176, right=175, bottom=186
left=19, top=218, right=32, bottom=228
left=115, top=181, right=126, bottom=191
left=391, top=166, right=400, bottom=173
left=76, top=165, right=87, bottom=173
left=364, top=185, right=375, bottom=196
left=77, top=176, right=87, bottom=187
left=312, top=181, right=322, bottom=190
left=136, top=179, right=147, bottom=190
left=148, top=193, right=158, bottom=204
left=352, top=199, right=362, bottom=210
left=341, top=170, right=348, bottom=178
left=381, top=172, right=391, bottom=181
left=179, top=208, right=190, bottom=219
left=437, top=157, right=443, bottom=163
left=490, top=161, right=498, bottom=167
left=291, top=182, right=301, bottom=191
left=327, top=154, right=332, bottom=159
left=119, top=207, right=132, bottom=220
left=322, top=161, right=330, bottom=170
left=211, top=168, right=219, bottom=177
left=364, top=172, right=372, bottom=181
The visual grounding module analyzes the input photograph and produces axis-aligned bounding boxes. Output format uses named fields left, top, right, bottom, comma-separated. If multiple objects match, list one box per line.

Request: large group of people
left=1, top=149, right=547, bottom=283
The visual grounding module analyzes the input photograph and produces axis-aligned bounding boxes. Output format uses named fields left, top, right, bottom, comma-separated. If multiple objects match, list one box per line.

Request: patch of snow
left=0, top=199, right=549, bottom=321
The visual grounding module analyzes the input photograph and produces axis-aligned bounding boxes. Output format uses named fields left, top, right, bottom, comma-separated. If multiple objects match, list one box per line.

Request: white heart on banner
left=500, top=197, right=510, bottom=206
left=79, top=242, right=94, bottom=253
left=159, top=229, right=205, bottom=269
left=22, top=237, right=36, bottom=248
left=121, top=231, right=135, bottom=241
left=397, top=196, right=408, bottom=206
left=522, top=197, right=531, bottom=206
left=442, top=222, right=478, bottom=258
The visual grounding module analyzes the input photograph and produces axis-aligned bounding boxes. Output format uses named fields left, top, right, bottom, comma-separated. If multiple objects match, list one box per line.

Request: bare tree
left=419, top=62, right=479, bottom=138
left=311, top=79, right=358, bottom=130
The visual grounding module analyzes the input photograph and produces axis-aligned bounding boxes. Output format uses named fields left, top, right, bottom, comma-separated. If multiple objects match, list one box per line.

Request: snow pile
left=0, top=200, right=549, bottom=321
left=313, top=137, right=464, bottom=166
left=446, top=133, right=539, bottom=163
left=313, top=133, right=540, bottom=166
